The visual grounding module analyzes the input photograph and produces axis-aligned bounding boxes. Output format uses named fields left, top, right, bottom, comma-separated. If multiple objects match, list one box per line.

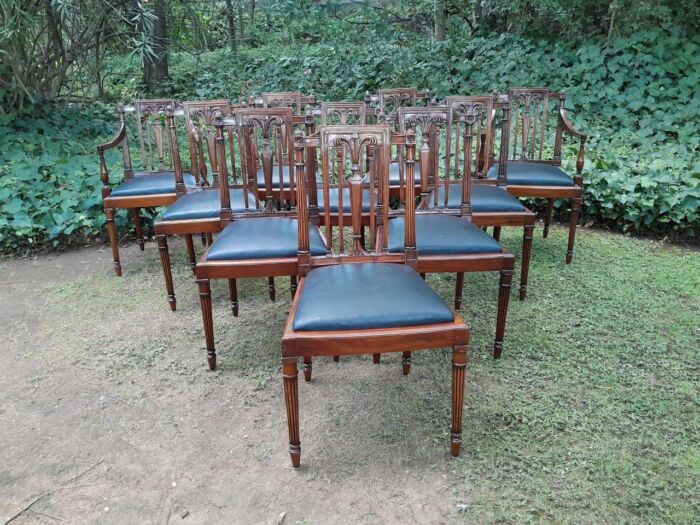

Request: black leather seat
left=429, top=183, right=527, bottom=212
left=387, top=215, right=502, bottom=255
left=206, top=217, right=326, bottom=260
left=293, top=263, right=455, bottom=331
left=110, top=172, right=197, bottom=197
left=486, top=161, right=574, bottom=186
left=161, top=189, right=257, bottom=221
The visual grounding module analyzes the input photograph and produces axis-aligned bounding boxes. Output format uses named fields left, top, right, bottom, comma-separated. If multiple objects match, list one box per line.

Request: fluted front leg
left=197, top=278, right=216, bottom=370
left=566, top=197, right=581, bottom=264
left=454, top=272, right=464, bottom=310
left=283, top=357, right=301, bottom=468
left=451, top=345, right=468, bottom=457
left=543, top=199, right=554, bottom=238
left=130, top=208, right=144, bottom=250
left=402, top=352, right=412, bottom=375
left=303, top=356, right=312, bottom=382
left=494, top=268, right=514, bottom=359
left=228, top=279, right=239, bottom=317
left=105, top=208, right=121, bottom=276
left=157, top=235, right=176, bottom=311
left=268, top=277, right=276, bottom=301
left=520, top=225, right=534, bottom=301
left=185, top=234, right=196, bottom=274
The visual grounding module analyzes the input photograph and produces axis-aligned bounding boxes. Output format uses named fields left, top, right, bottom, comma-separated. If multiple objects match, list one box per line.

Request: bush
left=0, top=28, right=698, bottom=253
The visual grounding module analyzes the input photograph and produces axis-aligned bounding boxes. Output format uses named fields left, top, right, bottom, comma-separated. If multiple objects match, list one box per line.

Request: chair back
left=130, top=99, right=177, bottom=175
left=296, top=125, right=418, bottom=274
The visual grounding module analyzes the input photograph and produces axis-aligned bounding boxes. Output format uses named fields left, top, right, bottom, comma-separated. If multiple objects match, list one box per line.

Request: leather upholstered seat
left=292, top=263, right=455, bottom=331
left=205, top=217, right=326, bottom=260
left=110, top=172, right=197, bottom=197
left=161, top=189, right=257, bottom=221
left=429, top=183, right=527, bottom=213
left=486, top=161, right=575, bottom=186
left=387, top=215, right=502, bottom=255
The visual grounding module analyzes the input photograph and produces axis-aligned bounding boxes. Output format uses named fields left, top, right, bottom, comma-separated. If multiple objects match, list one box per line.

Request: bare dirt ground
left=1, top=239, right=466, bottom=524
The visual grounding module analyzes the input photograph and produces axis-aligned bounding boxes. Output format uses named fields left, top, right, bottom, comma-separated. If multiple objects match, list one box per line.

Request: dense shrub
left=0, top=28, right=698, bottom=253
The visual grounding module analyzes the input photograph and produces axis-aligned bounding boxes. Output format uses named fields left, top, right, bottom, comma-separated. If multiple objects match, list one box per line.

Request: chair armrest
left=558, top=108, right=587, bottom=139
left=96, top=120, right=127, bottom=154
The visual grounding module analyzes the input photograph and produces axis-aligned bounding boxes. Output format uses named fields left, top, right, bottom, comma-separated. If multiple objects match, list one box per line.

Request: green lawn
left=28, top=224, right=700, bottom=523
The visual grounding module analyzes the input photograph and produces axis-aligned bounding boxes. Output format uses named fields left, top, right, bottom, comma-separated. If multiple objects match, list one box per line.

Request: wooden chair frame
left=195, top=107, right=306, bottom=370
left=491, top=88, right=587, bottom=263
left=280, top=124, right=470, bottom=468
left=98, top=99, right=190, bottom=276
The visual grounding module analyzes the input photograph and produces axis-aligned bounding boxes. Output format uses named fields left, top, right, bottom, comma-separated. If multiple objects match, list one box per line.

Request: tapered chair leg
left=493, top=268, right=514, bottom=359
left=290, top=276, right=297, bottom=298
left=130, top=208, right=145, bottom=251
left=402, top=352, right=411, bottom=375
left=373, top=353, right=381, bottom=364
left=543, top=199, right=554, bottom=238
left=454, top=272, right=464, bottom=310
left=206, top=232, right=213, bottom=246
left=519, top=225, right=534, bottom=301
left=420, top=273, right=427, bottom=280
left=185, top=234, right=196, bottom=274
left=157, top=235, right=176, bottom=311
left=268, top=277, right=276, bottom=301
left=333, top=355, right=340, bottom=362
left=228, top=279, right=239, bottom=317
left=566, top=197, right=581, bottom=264
left=105, top=208, right=121, bottom=276
left=450, top=345, right=468, bottom=457
left=303, top=356, right=312, bottom=382
left=283, top=357, right=301, bottom=468
left=200, top=233, right=207, bottom=246
left=492, top=226, right=501, bottom=242
left=197, top=278, right=216, bottom=370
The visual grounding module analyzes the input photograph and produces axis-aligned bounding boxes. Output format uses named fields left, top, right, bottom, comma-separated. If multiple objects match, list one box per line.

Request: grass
left=38, top=224, right=700, bottom=523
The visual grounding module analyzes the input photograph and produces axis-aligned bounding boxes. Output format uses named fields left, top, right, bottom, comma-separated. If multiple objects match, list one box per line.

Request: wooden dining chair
left=280, top=124, right=470, bottom=468
left=98, top=99, right=197, bottom=276
left=195, top=107, right=327, bottom=370
left=380, top=104, right=515, bottom=359
left=485, top=88, right=587, bottom=263
left=154, top=100, right=258, bottom=311
left=427, top=95, right=536, bottom=301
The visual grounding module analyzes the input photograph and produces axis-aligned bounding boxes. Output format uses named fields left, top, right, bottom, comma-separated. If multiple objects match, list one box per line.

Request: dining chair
left=280, top=124, right=470, bottom=468
left=98, top=99, right=197, bottom=276
left=154, top=100, right=258, bottom=311
left=485, top=88, right=587, bottom=263
left=195, top=107, right=327, bottom=370
left=427, top=95, right=536, bottom=302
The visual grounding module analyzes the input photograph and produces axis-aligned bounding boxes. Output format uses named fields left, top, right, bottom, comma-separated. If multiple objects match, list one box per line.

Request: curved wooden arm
left=96, top=120, right=126, bottom=154
left=558, top=108, right=587, bottom=139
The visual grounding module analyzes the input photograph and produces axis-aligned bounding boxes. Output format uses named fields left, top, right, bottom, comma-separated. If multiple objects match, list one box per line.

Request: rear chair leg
left=402, top=352, right=411, bottom=375
left=200, top=233, right=207, bottom=246
left=157, top=235, right=176, bottom=311
left=197, top=278, right=216, bottom=370
left=451, top=345, right=468, bottom=457
left=105, top=208, right=121, bottom=276
left=566, top=198, right=581, bottom=264
left=268, top=277, right=276, bottom=301
left=520, top=225, right=534, bottom=301
left=130, top=208, right=145, bottom=251
left=543, top=198, right=554, bottom=238
left=492, top=226, right=501, bottom=242
left=373, top=353, right=381, bottom=364
left=283, top=357, right=301, bottom=468
left=333, top=355, right=340, bottom=362
left=493, top=268, right=514, bottom=359
left=185, top=234, right=196, bottom=274
left=228, top=279, right=239, bottom=317
left=206, top=232, right=213, bottom=246
left=454, top=272, right=464, bottom=310
left=303, top=356, right=312, bottom=382
left=290, top=276, right=297, bottom=298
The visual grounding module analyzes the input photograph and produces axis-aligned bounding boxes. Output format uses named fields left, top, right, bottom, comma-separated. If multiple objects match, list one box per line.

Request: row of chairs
left=97, top=89, right=587, bottom=467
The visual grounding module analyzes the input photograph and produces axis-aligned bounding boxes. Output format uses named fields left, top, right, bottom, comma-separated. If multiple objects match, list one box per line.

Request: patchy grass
left=29, top=225, right=700, bottom=523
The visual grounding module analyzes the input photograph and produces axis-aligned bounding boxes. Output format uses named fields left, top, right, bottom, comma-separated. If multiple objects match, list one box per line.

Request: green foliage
left=1, top=27, right=698, bottom=253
